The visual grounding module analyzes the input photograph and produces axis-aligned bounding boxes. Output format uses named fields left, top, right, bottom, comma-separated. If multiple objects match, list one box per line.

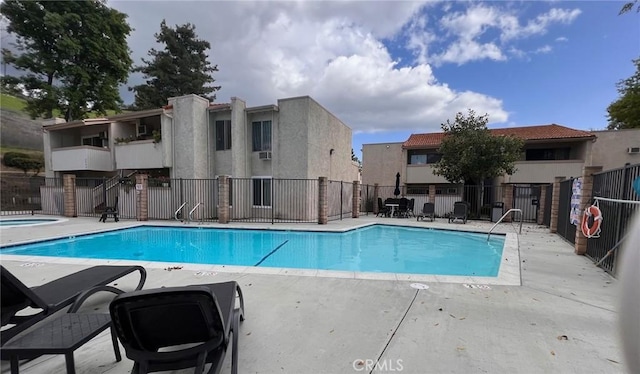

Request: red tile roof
left=403, top=124, right=594, bottom=148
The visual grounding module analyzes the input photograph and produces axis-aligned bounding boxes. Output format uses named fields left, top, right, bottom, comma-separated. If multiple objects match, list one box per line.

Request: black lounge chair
left=1, top=265, right=146, bottom=345
left=448, top=201, right=469, bottom=224
left=110, top=281, right=245, bottom=374
left=99, top=195, right=119, bottom=222
left=417, top=202, right=435, bottom=222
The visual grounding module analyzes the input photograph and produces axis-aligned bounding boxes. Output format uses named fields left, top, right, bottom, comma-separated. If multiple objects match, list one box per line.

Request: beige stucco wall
left=590, top=129, right=640, bottom=171
left=169, top=95, right=210, bottom=179
left=275, top=97, right=309, bottom=179
left=361, top=143, right=404, bottom=186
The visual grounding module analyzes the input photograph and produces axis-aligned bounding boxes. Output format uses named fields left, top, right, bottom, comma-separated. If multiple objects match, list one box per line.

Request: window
left=408, top=150, right=442, bottom=164
left=435, top=187, right=458, bottom=195
left=407, top=185, right=429, bottom=194
left=216, top=120, right=232, bottom=150
left=137, top=124, right=147, bottom=136
left=525, top=148, right=570, bottom=161
left=82, top=135, right=104, bottom=147
left=252, top=120, right=272, bottom=151
left=252, top=178, right=271, bottom=207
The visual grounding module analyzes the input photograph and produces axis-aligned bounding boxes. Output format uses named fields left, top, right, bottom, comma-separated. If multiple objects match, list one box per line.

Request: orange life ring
left=581, top=205, right=603, bottom=238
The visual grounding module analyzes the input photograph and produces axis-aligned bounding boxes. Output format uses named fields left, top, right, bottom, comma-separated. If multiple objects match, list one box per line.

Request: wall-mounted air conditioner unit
left=259, top=151, right=272, bottom=160
left=628, top=147, right=640, bottom=154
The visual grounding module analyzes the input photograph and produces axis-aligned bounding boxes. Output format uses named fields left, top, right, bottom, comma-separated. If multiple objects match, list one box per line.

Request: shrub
left=3, top=151, right=29, bottom=167
left=12, top=157, right=43, bottom=175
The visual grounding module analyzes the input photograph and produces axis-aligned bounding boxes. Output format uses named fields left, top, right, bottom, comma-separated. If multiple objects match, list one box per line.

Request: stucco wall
left=276, top=97, right=310, bottom=179
left=362, top=143, right=405, bottom=186
left=170, top=95, right=210, bottom=179
left=591, top=129, right=640, bottom=171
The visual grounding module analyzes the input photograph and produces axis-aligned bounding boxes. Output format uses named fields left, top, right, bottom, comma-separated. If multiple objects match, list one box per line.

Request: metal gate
left=586, top=163, right=640, bottom=274
left=556, top=178, right=576, bottom=244
left=543, top=184, right=552, bottom=227
left=512, top=185, right=539, bottom=222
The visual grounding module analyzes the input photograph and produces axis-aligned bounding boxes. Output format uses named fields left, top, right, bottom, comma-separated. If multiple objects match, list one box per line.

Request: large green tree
left=620, top=1, right=639, bottom=14
left=607, top=59, right=640, bottom=130
left=433, top=110, right=524, bottom=185
left=130, top=20, right=220, bottom=109
left=0, top=0, right=132, bottom=121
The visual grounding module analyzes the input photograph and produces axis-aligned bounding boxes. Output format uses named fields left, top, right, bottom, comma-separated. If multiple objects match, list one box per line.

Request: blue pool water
left=0, top=225, right=505, bottom=276
left=0, top=218, right=59, bottom=227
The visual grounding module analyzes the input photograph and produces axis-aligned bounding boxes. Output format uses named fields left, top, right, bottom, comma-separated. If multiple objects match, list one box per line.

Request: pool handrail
left=174, top=202, right=188, bottom=221
left=487, top=208, right=523, bottom=241
left=188, top=202, right=203, bottom=223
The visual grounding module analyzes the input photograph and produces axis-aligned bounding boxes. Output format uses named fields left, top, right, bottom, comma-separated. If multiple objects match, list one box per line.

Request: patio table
left=2, top=313, right=121, bottom=374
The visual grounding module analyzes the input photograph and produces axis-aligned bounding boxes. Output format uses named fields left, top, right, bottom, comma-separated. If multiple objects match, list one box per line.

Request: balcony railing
left=506, top=160, right=584, bottom=183
left=51, top=146, right=113, bottom=171
left=115, top=140, right=164, bottom=169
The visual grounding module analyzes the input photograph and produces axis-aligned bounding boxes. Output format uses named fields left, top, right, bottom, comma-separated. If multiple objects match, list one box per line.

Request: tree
left=351, top=148, right=362, bottom=173
left=0, top=0, right=132, bottom=121
left=433, top=110, right=524, bottom=185
left=433, top=110, right=524, bottom=214
left=620, top=1, right=639, bottom=14
left=130, top=20, right=220, bottom=109
left=607, top=58, right=640, bottom=130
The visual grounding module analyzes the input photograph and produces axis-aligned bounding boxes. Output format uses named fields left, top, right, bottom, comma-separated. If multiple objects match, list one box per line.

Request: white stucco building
left=43, top=94, right=359, bottom=183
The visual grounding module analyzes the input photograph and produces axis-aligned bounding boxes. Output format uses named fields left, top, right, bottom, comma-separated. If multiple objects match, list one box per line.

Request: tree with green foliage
left=433, top=110, right=524, bottom=214
left=433, top=110, right=524, bottom=184
left=130, top=20, right=220, bottom=110
left=0, top=0, right=132, bottom=121
left=607, top=59, right=640, bottom=130
left=620, top=1, right=639, bottom=14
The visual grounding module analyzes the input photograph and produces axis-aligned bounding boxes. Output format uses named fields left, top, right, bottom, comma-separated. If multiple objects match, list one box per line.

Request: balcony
left=406, top=164, right=450, bottom=184
left=51, top=146, right=113, bottom=171
left=115, top=140, right=164, bottom=169
left=505, top=160, right=584, bottom=183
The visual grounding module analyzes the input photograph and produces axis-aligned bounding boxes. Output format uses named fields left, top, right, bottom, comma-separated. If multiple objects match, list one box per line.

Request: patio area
left=0, top=215, right=623, bottom=373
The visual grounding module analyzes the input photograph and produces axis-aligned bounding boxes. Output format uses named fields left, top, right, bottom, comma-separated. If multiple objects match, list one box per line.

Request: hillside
left=0, top=109, right=44, bottom=151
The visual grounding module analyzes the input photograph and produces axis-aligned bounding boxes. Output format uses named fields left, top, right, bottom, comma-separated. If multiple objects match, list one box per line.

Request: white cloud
left=108, top=0, right=510, bottom=134
left=406, top=3, right=581, bottom=66
left=501, top=8, right=582, bottom=41
left=534, top=45, right=553, bottom=54
left=555, top=36, right=568, bottom=42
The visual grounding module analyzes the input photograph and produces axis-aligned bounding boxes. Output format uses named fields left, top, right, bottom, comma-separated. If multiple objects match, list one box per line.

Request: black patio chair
left=397, top=198, right=409, bottom=218
left=99, top=195, right=119, bottom=222
left=0, top=265, right=146, bottom=345
left=376, top=197, right=390, bottom=217
left=109, top=281, right=245, bottom=374
left=417, top=202, right=435, bottom=222
left=448, top=201, right=469, bottom=224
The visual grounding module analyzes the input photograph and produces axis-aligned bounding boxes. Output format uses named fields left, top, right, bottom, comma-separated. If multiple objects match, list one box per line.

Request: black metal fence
left=149, top=178, right=219, bottom=222
left=327, top=180, right=353, bottom=221
left=1, top=175, right=40, bottom=215
left=543, top=185, right=552, bottom=227
left=229, top=178, right=318, bottom=223
left=587, top=163, right=640, bottom=274
left=556, top=178, right=576, bottom=244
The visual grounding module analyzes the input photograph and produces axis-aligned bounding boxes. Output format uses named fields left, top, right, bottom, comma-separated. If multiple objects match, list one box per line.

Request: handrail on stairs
left=487, top=208, right=523, bottom=241
left=174, top=202, right=188, bottom=221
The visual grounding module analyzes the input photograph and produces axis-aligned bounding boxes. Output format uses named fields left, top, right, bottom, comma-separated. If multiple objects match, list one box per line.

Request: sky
left=4, top=1, right=640, bottom=159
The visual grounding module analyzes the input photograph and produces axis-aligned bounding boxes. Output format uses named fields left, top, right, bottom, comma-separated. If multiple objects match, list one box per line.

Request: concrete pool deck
left=0, top=215, right=623, bottom=373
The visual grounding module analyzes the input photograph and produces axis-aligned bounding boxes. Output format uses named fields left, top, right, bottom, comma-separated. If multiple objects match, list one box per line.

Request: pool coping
left=0, top=221, right=521, bottom=286
left=0, top=217, right=69, bottom=228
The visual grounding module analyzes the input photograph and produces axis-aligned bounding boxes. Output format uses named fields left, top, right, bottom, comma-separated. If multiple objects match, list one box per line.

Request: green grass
left=0, top=93, right=127, bottom=118
left=0, top=93, right=27, bottom=112
left=0, top=146, right=44, bottom=157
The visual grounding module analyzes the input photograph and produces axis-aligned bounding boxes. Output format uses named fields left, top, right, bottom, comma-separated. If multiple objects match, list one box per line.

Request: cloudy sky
left=12, top=1, right=640, bottom=158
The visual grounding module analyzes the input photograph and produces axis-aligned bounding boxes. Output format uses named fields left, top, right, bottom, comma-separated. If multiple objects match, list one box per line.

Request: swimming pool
left=0, top=225, right=506, bottom=276
left=0, top=218, right=64, bottom=228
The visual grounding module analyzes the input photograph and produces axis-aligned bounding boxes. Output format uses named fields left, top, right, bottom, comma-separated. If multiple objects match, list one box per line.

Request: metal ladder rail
left=188, top=202, right=203, bottom=224
left=174, top=202, right=188, bottom=221
left=487, top=208, right=523, bottom=241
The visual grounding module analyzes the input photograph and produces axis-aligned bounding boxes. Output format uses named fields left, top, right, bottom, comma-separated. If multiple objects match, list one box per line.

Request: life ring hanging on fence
left=581, top=203, right=603, bottom=238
